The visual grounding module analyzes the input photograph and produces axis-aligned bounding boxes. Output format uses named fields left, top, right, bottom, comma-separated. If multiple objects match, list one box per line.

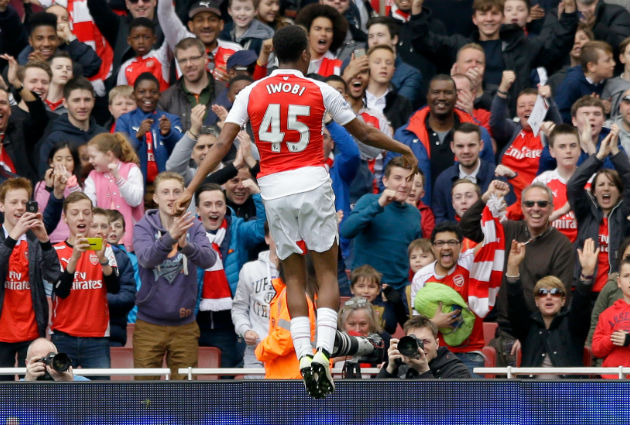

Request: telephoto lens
left=397, top=335, right=424, bottom=359
left=41, top=352, right=72, bottom=372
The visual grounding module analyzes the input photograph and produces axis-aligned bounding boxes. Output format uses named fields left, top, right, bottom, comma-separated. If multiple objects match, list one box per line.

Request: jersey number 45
left=258, top=104, right=311, bottom=153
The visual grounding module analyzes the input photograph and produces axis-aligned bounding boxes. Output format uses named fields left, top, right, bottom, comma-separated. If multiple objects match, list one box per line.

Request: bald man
left=23, top=338, right=88, bottom=381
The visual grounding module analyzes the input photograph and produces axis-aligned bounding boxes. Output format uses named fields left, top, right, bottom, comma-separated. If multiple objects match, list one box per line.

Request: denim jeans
left=0, top=340, right=31, bottom=381
left=199, top=328, right=245, bottom=369
left=455, top=351, right=485, bottom=378
left=51, top=332, right=111, bottom=380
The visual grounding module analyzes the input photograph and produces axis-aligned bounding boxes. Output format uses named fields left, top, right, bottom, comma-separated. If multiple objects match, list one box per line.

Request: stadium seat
left=583, top=346, right=593, bottom=367
left=125, top=323, right=135, bottom=348
left=109, top=347, right=135, bottom=381
left=482, top=322, right=498, bottom=345
left=196, top=347, right=222, bottom=381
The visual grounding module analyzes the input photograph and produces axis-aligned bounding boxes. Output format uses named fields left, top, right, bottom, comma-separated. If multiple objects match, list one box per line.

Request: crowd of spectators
left=0, top=0, right=630, bottom=381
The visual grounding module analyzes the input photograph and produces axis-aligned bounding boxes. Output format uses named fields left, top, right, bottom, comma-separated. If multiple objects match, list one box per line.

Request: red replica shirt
left=595, top=218, right=610, bottom=292
left=226, top=69, right=356, bottom=200
left=52, top=242, right=113, bottom=337
left=411, top=251, right=485, bottom=352
left=500, top=129, right=543, bottom=202
left=0, top=241, right=38, bottom=342
left=533, top=170, right=577, bottom=242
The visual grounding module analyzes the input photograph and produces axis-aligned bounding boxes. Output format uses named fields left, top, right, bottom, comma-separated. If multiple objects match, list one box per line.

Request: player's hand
left=159, top=115, right=171, bottom=136
left=173, top=191, right=193, bottom=216
left=244, top=330, right=259, bottom=346
left=136, top=118, right=154, bottom=140
left=401, top=150, right=418, bottom=179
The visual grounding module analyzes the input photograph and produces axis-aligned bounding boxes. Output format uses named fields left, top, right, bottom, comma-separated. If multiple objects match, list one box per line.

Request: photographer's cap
left=189, top=1, right=222, bottom=19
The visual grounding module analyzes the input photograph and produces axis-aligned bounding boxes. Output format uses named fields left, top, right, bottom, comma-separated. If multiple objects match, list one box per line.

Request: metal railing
left=474, top=366, right=630, bottom=379
left=0, top=367, right=171, bottom=379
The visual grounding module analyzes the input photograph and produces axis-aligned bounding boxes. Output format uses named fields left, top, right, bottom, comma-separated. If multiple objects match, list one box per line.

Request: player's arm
left=343, top=118, right=418, bottom=172
left=174, top=123, right=241, bottom=214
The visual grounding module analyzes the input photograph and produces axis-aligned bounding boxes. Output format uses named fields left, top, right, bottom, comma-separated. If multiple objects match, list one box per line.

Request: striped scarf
left=467, top=195, right=505, bottom=318
left=199, top=219, right=232, bottom=312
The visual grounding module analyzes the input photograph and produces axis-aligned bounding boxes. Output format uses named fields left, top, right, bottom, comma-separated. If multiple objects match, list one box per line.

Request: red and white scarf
left=467, top=196, right=505, bottom=318
left=199, top=219, right=232, bottom=312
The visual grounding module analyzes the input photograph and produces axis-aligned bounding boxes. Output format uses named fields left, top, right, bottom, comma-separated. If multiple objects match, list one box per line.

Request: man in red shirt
left=0, top=178, right=61, bottom=380
left=175, top=25, right=416, bottom=398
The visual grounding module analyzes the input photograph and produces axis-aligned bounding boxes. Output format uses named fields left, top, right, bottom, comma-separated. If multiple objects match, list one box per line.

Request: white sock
left=316, top=307, right=338, bottom=355
left=290, top=316, right=313, bottom=360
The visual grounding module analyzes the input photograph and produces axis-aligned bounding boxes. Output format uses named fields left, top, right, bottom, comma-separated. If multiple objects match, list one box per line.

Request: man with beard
left=158, top=37, right=227, bottom=131
left=386, top=74, right=494, bottom=205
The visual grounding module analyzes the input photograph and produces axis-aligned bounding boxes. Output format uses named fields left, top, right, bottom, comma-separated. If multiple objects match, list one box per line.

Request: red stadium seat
left=196, top=347, right=222, bottom=381
left=125, top=323, right=135, bottom=348
left=109, top=347, right=135, bottom=381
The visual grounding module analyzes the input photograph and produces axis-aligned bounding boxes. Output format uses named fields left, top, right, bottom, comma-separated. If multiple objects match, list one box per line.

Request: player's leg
left=309, top=244, right=340, bottom=396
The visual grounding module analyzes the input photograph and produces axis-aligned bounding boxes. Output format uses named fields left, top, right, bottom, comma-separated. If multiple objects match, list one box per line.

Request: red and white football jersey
left=226, top=69, right=356, bottom=200
left=533, top=169, right=577, bottom=242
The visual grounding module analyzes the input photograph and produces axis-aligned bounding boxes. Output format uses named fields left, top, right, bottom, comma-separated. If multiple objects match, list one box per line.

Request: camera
left=26, top=200, right=38, bottom=213
left=41, top=352, right=71, bottom=372
left=398, top=335, right=424, bottom=359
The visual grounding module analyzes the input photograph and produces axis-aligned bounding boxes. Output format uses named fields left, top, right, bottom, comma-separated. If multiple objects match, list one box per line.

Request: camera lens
left=51, top=353, right=71, bottom=372
left=398, top=335, right=422, bottom=358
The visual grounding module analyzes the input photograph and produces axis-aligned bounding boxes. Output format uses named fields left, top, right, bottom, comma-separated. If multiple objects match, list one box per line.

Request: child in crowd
left=46, top=51, right=73, bottom=114
left=503, top=0, right=529, bottom=29
left=451, top=180, right=482, bottom=251
left=231, top=223, right=281, bottom=371
left=106, top=209, right=141, bottom=325
left=255, top=0, right=292, bottom=30
left=52, top=192, right=120, bottom=377
left=406, top=172, right=435, bottom=239
left=602, top=37, right=630, bottom=122
left=115, top=73, right=183, bottom=185
left=592, top=258, right=630, bottom=378
left=223, top=0, right=274, bottom=54
left=533, top=124, right=580, bottom=243
left=89, top=208, right=136, bottom=348
left=34, top=142, right=82, bottom=243
left=106, top=86, right=136, bottom=133
left=406, top=239, right=436, bottom=315
left=0, top=178, right=60, bottom=380
left=118, top=18, right=171, bottom=91
left=556, top=41, right=616, bottom=122
left=350, top=264, right=401, bottom=336
left=84, top=133, right=144, bottom=251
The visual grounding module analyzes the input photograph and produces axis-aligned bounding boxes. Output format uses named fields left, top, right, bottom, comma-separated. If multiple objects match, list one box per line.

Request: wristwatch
left=99, top=258, right=109, bottom=266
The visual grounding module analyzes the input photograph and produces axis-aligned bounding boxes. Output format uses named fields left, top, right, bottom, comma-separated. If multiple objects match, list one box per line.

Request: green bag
left=414, top=281, right=475, bottom=346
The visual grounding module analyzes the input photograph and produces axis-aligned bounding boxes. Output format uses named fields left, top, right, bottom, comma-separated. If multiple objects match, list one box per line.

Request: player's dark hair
left=272, top=25, right=309, bottom=64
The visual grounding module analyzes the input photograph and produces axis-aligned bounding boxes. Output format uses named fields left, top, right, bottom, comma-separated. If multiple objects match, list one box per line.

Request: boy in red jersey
left=51, top=192, right=119, bottom=377
left=0, top=178, right=60, bottom=380
left=175, top=25, right=416, bottom=398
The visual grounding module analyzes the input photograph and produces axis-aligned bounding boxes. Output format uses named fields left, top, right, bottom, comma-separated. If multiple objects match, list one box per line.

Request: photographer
left=24, top=338, right=88, bottom=381
left=377, top=316, right=471, bottom=379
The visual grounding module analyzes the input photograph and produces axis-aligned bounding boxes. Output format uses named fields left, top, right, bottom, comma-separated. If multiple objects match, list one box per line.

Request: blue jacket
left=197, top=193, right=267, bottom=298
left=108, top=244, right=137, bottom=346
left=555, top=66, right=605, bottom=123
left=327, top=121, right=360, bottom=261
left=115, top=108, right=183, bottom=182
left=386, top=107, right=495, bottom=205
left=432, top=160, right=499, bottom=223
left=340, top=193, right=421, bottom=289
left=391, top=57, right=423, bottom=108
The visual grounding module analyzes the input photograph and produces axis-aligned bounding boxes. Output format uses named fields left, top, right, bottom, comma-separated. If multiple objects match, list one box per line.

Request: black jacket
left=590, top=1, right=630, bottom=53
left=382, top=88, right=413, bottom=132
left=376, top=347, right=472, bottom=379
left=410, top=13, right=577, bottom=111
left=567, top=152, right=630, bottom=280
left=0, top=231, right=61, bottom=338
left=4, top=97, right=50, bottom=184
left=507, top=276, right=592, bottom=368
left=108, top=245, right=137, bottom=346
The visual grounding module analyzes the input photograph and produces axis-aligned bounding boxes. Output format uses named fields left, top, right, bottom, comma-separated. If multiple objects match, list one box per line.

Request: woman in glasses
left=505, top=238, right=595, bottom=371
left=567, top=125, right=630, bottom=296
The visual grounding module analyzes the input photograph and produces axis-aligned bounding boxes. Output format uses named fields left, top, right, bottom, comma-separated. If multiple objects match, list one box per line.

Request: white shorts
left=263, top=181, right=338, bottom=260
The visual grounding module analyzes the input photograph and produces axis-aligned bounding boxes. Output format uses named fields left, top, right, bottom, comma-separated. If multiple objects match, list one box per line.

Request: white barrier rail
left=177, top=367, right=383, bottom=380
left=0, top=367, right=171, bottom=379
left=474, top=366, right=630, bottom=379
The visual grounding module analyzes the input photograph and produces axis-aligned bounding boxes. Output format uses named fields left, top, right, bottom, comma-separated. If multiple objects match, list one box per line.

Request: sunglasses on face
left=128, top=0, right=152, bottom=4
left=343, top=298, right=370, bottom=309
left=523, top=200, right=550, bottom=208
left=535, top=287, right=564, bottom=298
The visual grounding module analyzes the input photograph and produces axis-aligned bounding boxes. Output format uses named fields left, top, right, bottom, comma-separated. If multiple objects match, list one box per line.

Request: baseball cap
left=227, top=50, right=258, bottom=70
left=188, top=1, right=222, bottom=19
